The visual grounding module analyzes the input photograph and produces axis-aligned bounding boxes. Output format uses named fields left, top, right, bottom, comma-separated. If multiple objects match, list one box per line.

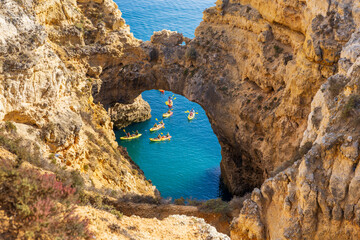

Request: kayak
left=159, top=89, right=165, bottom=93
left=120, top=133, right=142, bottom=140
left=163, top=111, right=173, bottom=118
left=165, top=101, right=173, bottom=108
left=149, top=136, right=172, bottom=142
left=150, top=123, right=165, bottom=132
left=188, top=112, right=195, bottom=120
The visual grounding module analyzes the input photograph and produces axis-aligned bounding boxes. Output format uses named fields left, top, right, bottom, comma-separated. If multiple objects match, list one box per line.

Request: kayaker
left=166, top=132, right=171, bottom=137
left=190, top=108, right=195, bottom=116
left=168, top=96, right=173, bottom=108
left=160, top=120, right=164, bottom=125
left=127, top=132, right=130, bottom=137
left=153, top=123, right=158, bottom=128
left=157, top=134, right=161, bottom=139
left=135, top=130, right=139, bottom=135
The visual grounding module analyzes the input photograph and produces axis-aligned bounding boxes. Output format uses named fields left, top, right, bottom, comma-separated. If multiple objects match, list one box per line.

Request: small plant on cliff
left=274, top=45, right=283, bottom=57
left=75, top=22, right=84, bottom=31
left=342, top=94, right=360, bottom=118
left=174, top=197, right=186, bottom=205
left=4, top=121, right=16, bottom=132
left=328, top=75, right=348, bottom=97
left=198, top=198, right=230, bottom=215
left=185, top=46, right=197, bottom=60
left=0, top=159, right=93, bottom=239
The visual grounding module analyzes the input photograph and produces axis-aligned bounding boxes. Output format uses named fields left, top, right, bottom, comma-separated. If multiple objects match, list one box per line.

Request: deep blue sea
left=114, top=0, right=214, bottom=40
left=113, top=0, right=225, bottom=200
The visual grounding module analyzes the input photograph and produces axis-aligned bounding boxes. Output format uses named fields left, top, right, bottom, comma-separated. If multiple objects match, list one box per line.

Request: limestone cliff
left=110, top=95, right=151, bottom=129
left=4, top=0, right=360, bottom=239
left=0, top=0, right=232, bottom=238
left=0, top=0, right=156, bottom=204
left=88, top=0, right=360, bottom=239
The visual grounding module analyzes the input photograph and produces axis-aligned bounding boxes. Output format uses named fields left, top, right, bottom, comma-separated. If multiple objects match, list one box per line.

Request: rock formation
left=0, top=0, right=231, bottom=238
left=109, top=95, right=151, bottom=129
left=94, top=0, right=357, bottom=196
left=3, top=0, right=360, bottom=238
left=90, top=0, right=360, bottom=239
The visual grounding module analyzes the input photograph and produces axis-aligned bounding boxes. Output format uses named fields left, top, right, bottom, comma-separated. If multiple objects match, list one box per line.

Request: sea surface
left=114, top=0, right=214, bottom=40
left=114, top=0, right=226, bottom=200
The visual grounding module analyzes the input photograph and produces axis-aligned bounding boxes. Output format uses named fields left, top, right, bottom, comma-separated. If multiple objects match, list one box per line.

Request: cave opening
left=114, top=89, right=232, bottom=201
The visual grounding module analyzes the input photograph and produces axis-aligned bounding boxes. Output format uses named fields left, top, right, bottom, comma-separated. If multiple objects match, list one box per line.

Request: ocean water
left=115, top=90, right=223, bottom=200
left=114, top=0, right=215, bottom=40
left=113, top=0, right=226, bottom=200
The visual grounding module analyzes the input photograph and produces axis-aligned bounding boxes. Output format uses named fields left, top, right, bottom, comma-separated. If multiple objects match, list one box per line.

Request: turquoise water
left=115, top=91, right=223, bottom=200
left=113, top=0, right=226, bottom=200
left=114, top=0, right=214, bottom=40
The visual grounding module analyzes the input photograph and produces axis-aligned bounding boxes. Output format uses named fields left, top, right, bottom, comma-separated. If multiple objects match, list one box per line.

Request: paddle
left=185, top=110, right=198, bottom=114
left=123, top=129, right=128, bottom=137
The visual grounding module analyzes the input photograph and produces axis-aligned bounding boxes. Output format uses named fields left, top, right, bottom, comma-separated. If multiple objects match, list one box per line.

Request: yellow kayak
left=120, top=133, right=142, bottom=140
left=149, top=136, right=172, bottom=142
left=150, top=123, right=165, bottom=132
left=163, top=111, right=173, bottom=118
left=188, top=112, right=195, bottom=120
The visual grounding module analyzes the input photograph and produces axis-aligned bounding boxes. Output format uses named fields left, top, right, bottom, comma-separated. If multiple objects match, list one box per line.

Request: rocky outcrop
left=0, top=0, right=155, bottom=197
left=77, top=206, right=230, bottom=240
left=4, top=0, right=360, bottom=238
left=88, top=0, right=360, bottom=239
left=93, top=0, right=359, bottom=196
left=0, top=0, right=229, bottom=238
left=231, top=49, right=360, bottom=239
left=109, top=95, right=151, bottom=129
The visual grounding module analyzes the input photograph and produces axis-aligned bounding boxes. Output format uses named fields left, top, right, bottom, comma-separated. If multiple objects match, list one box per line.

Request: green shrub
left=185, top=47, right=197, bottom=60
left=199, top=198, right=230, bottom=215
left=274, top=45, right=283, bottom=57
left=0, top=134, right=41, bottom=165
left=5, top=121, right=16, bottom=132
left=174, top=197, right=185, bottom=205
left=0, top=159, right=93, bottom=239
left=75, top=22, right=84, bottom=31
left=342, top=95, right=360, bottom=118
left=84, top=164, right=89, bottom=171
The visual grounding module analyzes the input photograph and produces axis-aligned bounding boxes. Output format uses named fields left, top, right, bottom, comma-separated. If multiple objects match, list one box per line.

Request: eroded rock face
left=88, top=0, right=360, bottom=238
left=93, top=0, right=359, bottom=197
left=231, top=58, right=360, bottom=239
left=109, top=95, right=151, bottom=129
left=4, top=0, right=360, bottom=238
left=0, top=0, right=155, bottom=197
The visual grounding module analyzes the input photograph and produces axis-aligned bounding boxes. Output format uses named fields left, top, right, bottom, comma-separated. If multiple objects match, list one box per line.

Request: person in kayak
left=168, top=96, right=173, bottom=108
left=135, top=130, right=139, bottom=135
left=127, top=132, right=131, bottom=137
left=160, top=120, right=164, bottom=125
left=190, top=108, right=195, bottom=116
left=157, top=134, right=161, bottom=139
left=153, top=123, right=158, bottom=128
left=166, top=132, right=171, bottom=138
